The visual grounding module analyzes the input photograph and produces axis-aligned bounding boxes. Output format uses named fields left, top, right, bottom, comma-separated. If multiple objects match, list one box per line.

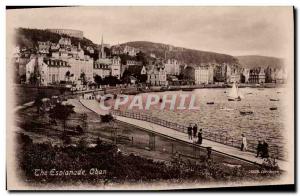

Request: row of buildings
left=146, top=61, right=287, bottom=86
left=13, top=32, right=287, bottom=87
left=14, top=36, right=123, bottom=86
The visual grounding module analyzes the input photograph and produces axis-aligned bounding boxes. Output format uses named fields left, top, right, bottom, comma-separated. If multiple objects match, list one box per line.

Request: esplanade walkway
left=79, top=99, right=289, bottom=171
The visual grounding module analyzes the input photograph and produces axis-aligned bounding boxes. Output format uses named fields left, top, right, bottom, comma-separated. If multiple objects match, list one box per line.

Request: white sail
left=228, top=82, right=238, bottom=99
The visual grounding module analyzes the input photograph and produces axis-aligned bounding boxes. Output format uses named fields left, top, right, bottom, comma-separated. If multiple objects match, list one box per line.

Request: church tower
left=99, top=34, right=106, bottom=59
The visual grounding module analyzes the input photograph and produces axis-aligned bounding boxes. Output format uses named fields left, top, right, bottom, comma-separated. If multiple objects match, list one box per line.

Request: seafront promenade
left=79, top=98, right=288, bottom=171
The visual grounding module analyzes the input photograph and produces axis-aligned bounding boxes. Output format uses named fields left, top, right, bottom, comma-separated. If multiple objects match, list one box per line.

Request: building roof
left=44, top=58, right=70, bottom=67
left=93, top=63, right=111, bottom=70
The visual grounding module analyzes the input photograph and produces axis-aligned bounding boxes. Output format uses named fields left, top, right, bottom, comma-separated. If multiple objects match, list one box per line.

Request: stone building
left=111, top=56, right=121, bottom=79
left=164, top=59, right=180, bottom=76
left=43, top=58, right=71, bottom=85
left=249, top=68, right=266, bottom=84
left=93, top=63, right=111, bottom=79
left=194, top=65, right=214, bottom=84
left=213, top=63, right=227, bottom=82
left=37, top=41, right=51, bottom=54
left=147, top=64, right=167, bottom=86
left=226, top=64, right=241, bottom=83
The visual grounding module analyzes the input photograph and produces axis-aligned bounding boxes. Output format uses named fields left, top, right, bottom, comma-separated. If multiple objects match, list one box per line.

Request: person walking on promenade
left=261, top=140, right=269, bottom=158
left=256, top=140, right=263, bottom=157
left=197, top=128, right=203, bottom=145
left=241, top=134, right=247, bottom=151
left=192, top=124, right=198, bottom=143
left=187, top=124, right=193, bottom=141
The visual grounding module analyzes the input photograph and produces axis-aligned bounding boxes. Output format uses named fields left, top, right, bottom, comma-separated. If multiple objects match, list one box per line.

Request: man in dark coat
left=192, top=124, right=198, bottom=142
left=262, top=140, right=269, bottom=158
left=197, top=129, right=203, bottom=145
left=256, top=140, right=263, bottom=157
left=187, top=124, right=192, bottom=141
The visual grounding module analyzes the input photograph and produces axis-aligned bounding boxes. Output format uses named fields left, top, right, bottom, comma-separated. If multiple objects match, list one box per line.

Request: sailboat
left=228, top=82, right=243, bottom=101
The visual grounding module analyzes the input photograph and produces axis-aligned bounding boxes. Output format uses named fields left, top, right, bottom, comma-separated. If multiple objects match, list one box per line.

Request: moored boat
left=270, top=107, right=277, bottom=110
left=182, top=88, right=194, bottom=91
left=240, top=110, right=253, bottom=115
left=270, top=98, right=279, bottom=101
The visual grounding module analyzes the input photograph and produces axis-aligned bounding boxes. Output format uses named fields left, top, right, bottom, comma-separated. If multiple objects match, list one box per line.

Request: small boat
left=270, top=107, right=277, bottom=110
left=182, top=88, right=194, bottom=91
left=240, top=110, right=253, bottom=115
left=246, top=92, right=253, bottom=95
left=270, top=98, right=279, bottom=101
left=240, top=104, right=253, bottom=115
left=228, top=97, right=241, bottom=101
left=207, top=102, right=214, bottom=105
left=228, top=82, right=243, bottom=101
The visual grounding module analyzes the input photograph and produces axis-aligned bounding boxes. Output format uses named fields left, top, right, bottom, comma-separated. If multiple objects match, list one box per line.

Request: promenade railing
left=111, top=110, right=284, bottom=160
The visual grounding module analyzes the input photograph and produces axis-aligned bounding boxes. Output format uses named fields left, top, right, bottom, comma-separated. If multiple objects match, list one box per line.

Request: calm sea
left=127, top=87, right=288, bottom=159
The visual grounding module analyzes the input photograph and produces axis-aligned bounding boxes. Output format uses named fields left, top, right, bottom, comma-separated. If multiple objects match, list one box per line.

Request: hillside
left=236, top=55, right=284, bottom=69
left=15, top=28, right=97, bottom=50
left=118, top=41, right=239, bottom=65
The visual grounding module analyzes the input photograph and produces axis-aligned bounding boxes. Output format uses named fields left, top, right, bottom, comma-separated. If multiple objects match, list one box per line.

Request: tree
left=103, top=75, right=120, bottom=86
left=80, top=72, right=87, bottom=85
left=136, top=51, right=148, bottom=65
left=33, top=90, right=45, bottom=114
left=29, top=73, right=39, bottom=85
left=101, top=114, right=114, bottom=123
left=137, top=74, right=147, bottom=83
left=20, top=74, right=26, bottom=84
left=94, top=74, right=102, bottom=87
left=49, top=103, right=75, bottom=131
left=104, top=47, right=111, bottom=57
left=65, top=71, right=71, bottom=81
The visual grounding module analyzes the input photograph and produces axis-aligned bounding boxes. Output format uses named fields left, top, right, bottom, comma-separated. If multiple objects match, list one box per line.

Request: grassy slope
left=236, top=55, right=284, bottom=69
left=118, top=41, right=239, bottom=65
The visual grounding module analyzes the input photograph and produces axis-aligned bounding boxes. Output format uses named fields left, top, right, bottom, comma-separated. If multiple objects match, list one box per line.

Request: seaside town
left=10, top=26, right=291, bottom=188
left=13, top=28, right=287, bottom=90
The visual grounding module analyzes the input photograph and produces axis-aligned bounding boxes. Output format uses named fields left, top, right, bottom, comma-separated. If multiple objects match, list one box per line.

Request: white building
left=93, top=63, right=111, bottom=79
left=68, top=56, right=94, bottom=82
left=141, top=66, right=147, bottom=75
left=111, top=56, right=121, bottom=79
left=58, top=37, right=72, bottom=48
left=43, top=58, right=71, bottom=85
left=242, top=68, right=250, bottom=83
left=86, top=46, right=95, bottom=54
left=147, top=66, right=167, bottom=86
left=164, top=59, right=180, bottom=75
left=126, top=60, right=142, bottom=66
left=226, top=65, right=241, bottom=83
left=25, top=56, right=72, bottom=85
left=123, top=45, right=139, bottom=56
left=37, top=41, right=51, bottom=54
left=150, top=53, right=156, bottom=58
left=195, top=65, right=214, bottom=84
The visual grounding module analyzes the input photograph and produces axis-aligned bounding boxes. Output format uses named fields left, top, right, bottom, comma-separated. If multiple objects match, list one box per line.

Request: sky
left=6, top=6, right=293, bottom=58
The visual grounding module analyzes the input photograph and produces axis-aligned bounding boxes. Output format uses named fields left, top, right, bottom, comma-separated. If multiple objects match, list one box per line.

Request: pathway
left=114, top=115, right=288, bottom=171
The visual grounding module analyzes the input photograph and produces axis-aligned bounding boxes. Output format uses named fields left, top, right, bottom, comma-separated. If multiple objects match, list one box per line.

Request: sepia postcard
left=6, top=6, right=295, bottom=190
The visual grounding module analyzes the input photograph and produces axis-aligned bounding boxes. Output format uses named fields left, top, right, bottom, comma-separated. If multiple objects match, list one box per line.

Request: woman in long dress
left=241, top=134, right=247, bottom=151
